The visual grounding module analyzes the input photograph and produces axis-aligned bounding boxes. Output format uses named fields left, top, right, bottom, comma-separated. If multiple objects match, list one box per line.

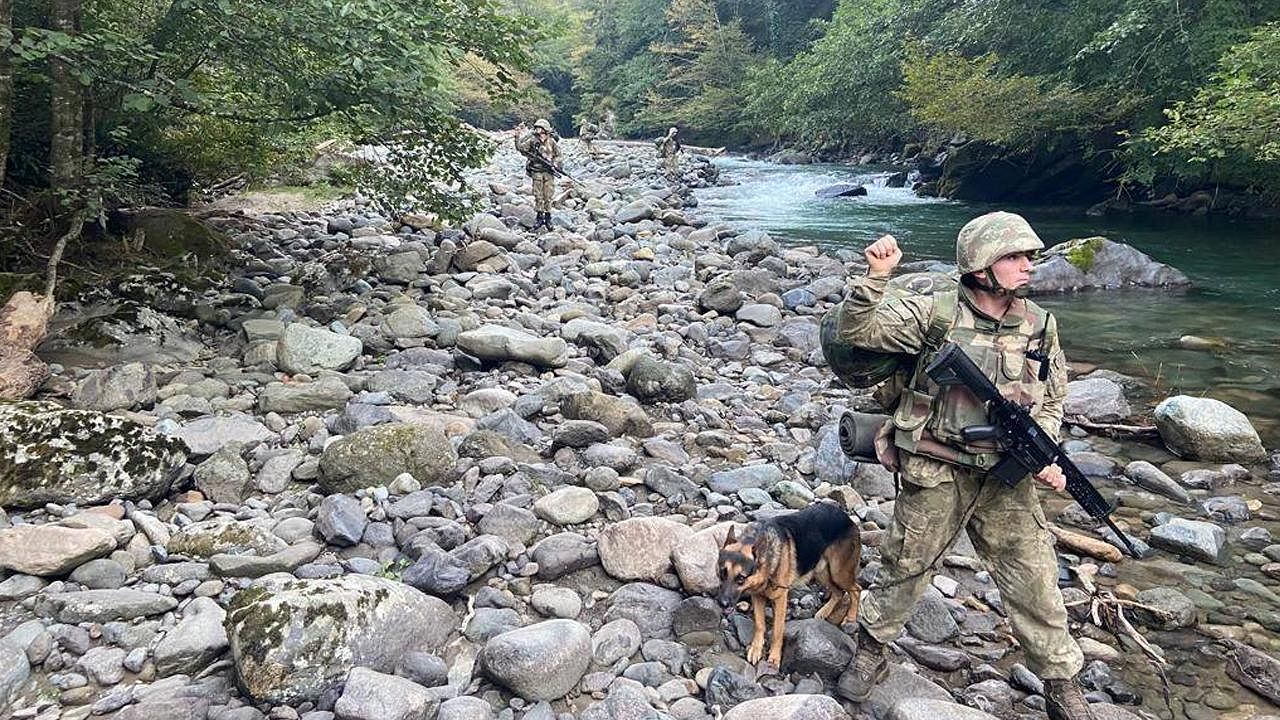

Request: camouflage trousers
left=661, top=154, right=679, bottom=176
left=860, top=451, right=1084, bottom=680
left=531, top=172, right=555, bottom=212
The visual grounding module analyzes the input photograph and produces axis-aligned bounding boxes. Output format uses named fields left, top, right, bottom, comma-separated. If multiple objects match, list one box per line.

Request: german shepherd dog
left=717, top=501, right=862, bottom=667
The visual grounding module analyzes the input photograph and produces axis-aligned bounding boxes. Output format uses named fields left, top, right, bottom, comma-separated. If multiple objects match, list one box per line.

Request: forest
left=1, top=0, right=1279, bottom=246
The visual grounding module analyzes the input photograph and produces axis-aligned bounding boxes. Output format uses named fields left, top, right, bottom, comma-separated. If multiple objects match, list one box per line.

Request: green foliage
left=5, top=0, right=535, bottom=218
left=898, top=44, right=1115, bottom=150
left=1135, top=20, right=1280, bottom=183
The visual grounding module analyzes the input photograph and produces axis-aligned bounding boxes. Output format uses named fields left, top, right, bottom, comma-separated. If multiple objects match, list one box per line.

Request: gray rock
left=77, top=645, right=127, bottom=685
left=698, top=281, right=743, bottom=314
left=723, top=695, right=849, bottom=720
left=1154, top=395, right=1267, bottom=463
left=1123, top=461, right=1190, bottom=504
left=466, top=608, right=522, bottom=643
left=534, top=487, right=599, bottom=525
left=626, top=356, right=696, bottom=404
left=209, top=540, right=323, bottom=577
left=671, top=523, right=740, bottom=595
left=168, top=518, right=286, bottom=559
left=561, top=391, right=653, bottom=437
left=604, top=583, right=683, bottom=639
left=478, top=503, right=540, bottom=546
left=783, top=619, right=856, bottom=677
left=256, top=449, right=305, bottom=493
left=480, top=619, right=592, bottom=701
left=704, top=667, right=767, bottom=710
left=0, top=401, right=186, bottom=508
left=278, top=322, right=363, bottom=375
left=598, top=517, right=693, bottom=581
left=396, top=651, right=448, bottom=687
left=846, top=663, right=951, bottom=717
left=193, top=445, right=251, bottom=503
left=1031, top=237, right=1190, bottom=293
left=563, top=318, right=630, bottom=362
left=317, top=494, right=368, bottom=546
left=643, top=466, right=698, bottom=499
left=437, top=696, right=495, bottom=720
left=0, top=640, right=29, bottom=705
left=0, top=525, right=116, bottom=576
left=401, top=549, right=471, bottom=596
left=319, top=423, right=457, bottom=493
left=1203, top=495, right=1251, bottom=523
left=258, top=377, right=354, bottom=414
left=176, top=413, right=273, bottom=455
left=906, top=586, right=957, bottom=640
left=154, top=596, right=228, bottom=676
left=708, top=464, right=783, bottom=494
left=531, top=532, right=599, bottom=580
left=53, top=589, right=178, bottom=623
left=1133, top=587, right=1197, bottom=629
left=69, top=558, right=128, bottom=589
left=226, top=574, right=456, bottom=703
left=74, top=363, right=158, bottom=411
left=335, top=667, right=437, bottom=720
left=592, top=618, right=642, bottom=666
left=735, top=303, right=783, bottom=328
left=1064, top=378, right=1130, bottom=422
left=457, top=324, right=568, bottom=368
left=531, top=586, right=582, bottom=619
left=1149, top=518, right=1226, bottom=563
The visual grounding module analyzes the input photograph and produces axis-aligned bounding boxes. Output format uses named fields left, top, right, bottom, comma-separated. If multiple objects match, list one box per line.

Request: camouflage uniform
left=837, top=212, right=1084, bottom=684
left=515, top=119, right=562, bottom=224
left=579, top=121, right=600, bottom=157
left=657, top=127, right=681, bottom=176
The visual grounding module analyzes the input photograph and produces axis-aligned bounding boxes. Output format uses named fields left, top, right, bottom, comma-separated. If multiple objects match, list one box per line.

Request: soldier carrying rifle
left=514, top=118, right=562, bottom=231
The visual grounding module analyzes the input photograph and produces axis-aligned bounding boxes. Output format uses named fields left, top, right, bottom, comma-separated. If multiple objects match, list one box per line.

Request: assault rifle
left=526, top=148, right=582, bottom=185
left=925, top=342, right=1140, bottom=558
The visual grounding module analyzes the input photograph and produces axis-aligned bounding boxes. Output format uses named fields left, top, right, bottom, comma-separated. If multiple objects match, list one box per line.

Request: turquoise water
left=696, top=158, right=1280, bottom=446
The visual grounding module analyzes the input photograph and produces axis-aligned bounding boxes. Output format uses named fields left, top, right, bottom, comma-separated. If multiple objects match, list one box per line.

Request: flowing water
left=696, top=158, right=1280, bottom=718
left=695, top=158, right=1280, bottom=446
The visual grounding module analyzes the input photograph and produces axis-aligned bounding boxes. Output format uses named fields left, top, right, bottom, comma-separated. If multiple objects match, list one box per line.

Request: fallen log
left=1049, top=524, right=1123, bottom=563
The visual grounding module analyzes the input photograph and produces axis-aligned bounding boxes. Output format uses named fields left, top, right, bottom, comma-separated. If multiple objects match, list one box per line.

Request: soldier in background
left=578, top=119, right=600, bottom=158
left=837, top=212, right=1096, bottom=720
left=656, top=126, right=682, bottom=177
left=514, top=118, right=561, bottom=231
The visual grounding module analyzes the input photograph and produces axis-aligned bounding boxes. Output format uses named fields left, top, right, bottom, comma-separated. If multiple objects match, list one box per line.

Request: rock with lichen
left=0, top=401, right=186, bottom=508
left=318, top=422, right=457, bottom=493
left=224, top=573, right=456, bottom=703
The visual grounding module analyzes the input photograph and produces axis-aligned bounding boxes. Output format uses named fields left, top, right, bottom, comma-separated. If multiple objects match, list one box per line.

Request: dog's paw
left=746, top=643, right=764, bottom=665
left=767, top=651, right=783, bottom=668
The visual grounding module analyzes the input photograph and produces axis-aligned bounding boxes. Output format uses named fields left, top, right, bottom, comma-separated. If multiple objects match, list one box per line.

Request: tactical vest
left=892, top=288, right=1054, bottom=469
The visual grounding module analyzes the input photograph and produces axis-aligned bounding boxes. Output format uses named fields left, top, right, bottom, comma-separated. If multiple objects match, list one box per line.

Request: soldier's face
left=989, top=251, right=1035, bottom=290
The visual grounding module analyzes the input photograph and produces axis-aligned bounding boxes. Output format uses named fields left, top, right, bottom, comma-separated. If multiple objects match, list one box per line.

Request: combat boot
left=843, top=624, right=889, bottom=702
left=1044, top=677, right=1094, bottom=720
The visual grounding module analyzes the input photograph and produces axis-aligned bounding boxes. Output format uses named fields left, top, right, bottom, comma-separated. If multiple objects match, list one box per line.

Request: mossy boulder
left=0, top=401, right=186, bottom=508
left=225, top=573, right=456, bottom=703
left=1031, top=237, right=1191, bottom=293
left=318, top=422, right=458, bottom=493
left=113, top=208, right=234, bottom=264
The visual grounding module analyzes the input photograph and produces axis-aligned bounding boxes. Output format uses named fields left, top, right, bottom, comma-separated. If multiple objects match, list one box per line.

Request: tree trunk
left=0, top=0, right=12, bottom=189
left=48, top=0, right=83, bottom=190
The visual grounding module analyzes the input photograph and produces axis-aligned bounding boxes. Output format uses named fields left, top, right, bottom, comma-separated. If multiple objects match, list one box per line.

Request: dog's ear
left=725, top=526, right=736, bottom=544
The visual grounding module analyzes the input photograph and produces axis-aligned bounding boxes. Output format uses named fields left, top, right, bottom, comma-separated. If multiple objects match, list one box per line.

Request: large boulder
left=0, top=401, right=186, bottom=508
left=1153, top=396, right=1267, bottom=463
left=457, top=325, right=567, bottom=368
left=225, top=573, right=456, bottom=703
left=0, top=525, right=116, bottom=576
left=626, top=356, right=696, bottom=404
left=1148, top=518, right=1227, bottom=563
left=319, top=423, right=457, bottom=493
left=277, top=322, right=362, bottom=375
left=479, top=620, right=592, bottom=701
left=1031, top=237, right=1190, bottom=293
left=72, top=362, right=158, bottom=411
left=597, top=517, right=693, bottom=581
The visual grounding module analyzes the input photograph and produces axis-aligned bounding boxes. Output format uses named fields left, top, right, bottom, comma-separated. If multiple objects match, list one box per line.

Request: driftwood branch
left=1064, top=417, right=1161, bottom=442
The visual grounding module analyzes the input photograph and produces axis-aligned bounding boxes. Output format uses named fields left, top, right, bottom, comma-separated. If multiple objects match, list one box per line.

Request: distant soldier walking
left=514, top=118, right=562, bottom=231
left=656, top=126, right=682, bottom=178
left=578, top=120, right=600, bottom=158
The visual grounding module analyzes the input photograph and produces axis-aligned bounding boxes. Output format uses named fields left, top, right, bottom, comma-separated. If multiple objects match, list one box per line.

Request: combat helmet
left=955, top=211, right=1043, bottom=275
left=533, top=118, right=553, bottom=131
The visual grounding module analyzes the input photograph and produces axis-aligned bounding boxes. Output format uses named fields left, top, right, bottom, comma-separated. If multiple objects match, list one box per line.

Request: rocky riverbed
left=1, top=137, right=1278, bottom=720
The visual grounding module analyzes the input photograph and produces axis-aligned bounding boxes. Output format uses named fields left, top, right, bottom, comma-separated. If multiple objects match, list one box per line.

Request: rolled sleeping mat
left=838, top=411, right=890, bottom=463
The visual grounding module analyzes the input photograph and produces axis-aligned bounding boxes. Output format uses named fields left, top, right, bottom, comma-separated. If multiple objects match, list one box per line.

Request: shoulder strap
left=924, top=289, right=958, bottom=351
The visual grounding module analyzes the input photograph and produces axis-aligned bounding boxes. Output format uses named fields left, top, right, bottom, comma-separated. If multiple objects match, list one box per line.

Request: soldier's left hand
left=1035, top=463, right=1066, bottom=492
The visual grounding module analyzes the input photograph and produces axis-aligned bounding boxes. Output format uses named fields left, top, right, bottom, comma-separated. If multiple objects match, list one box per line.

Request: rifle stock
left=925, top=342, right=1139, bottom=557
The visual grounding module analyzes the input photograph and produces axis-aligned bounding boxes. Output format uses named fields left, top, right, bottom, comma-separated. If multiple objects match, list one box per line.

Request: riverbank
left=0, top=136, right=1277, bottom=720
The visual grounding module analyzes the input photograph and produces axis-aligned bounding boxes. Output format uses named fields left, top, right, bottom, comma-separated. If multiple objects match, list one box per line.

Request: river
left=695, top=158, right=1280, bottom=446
